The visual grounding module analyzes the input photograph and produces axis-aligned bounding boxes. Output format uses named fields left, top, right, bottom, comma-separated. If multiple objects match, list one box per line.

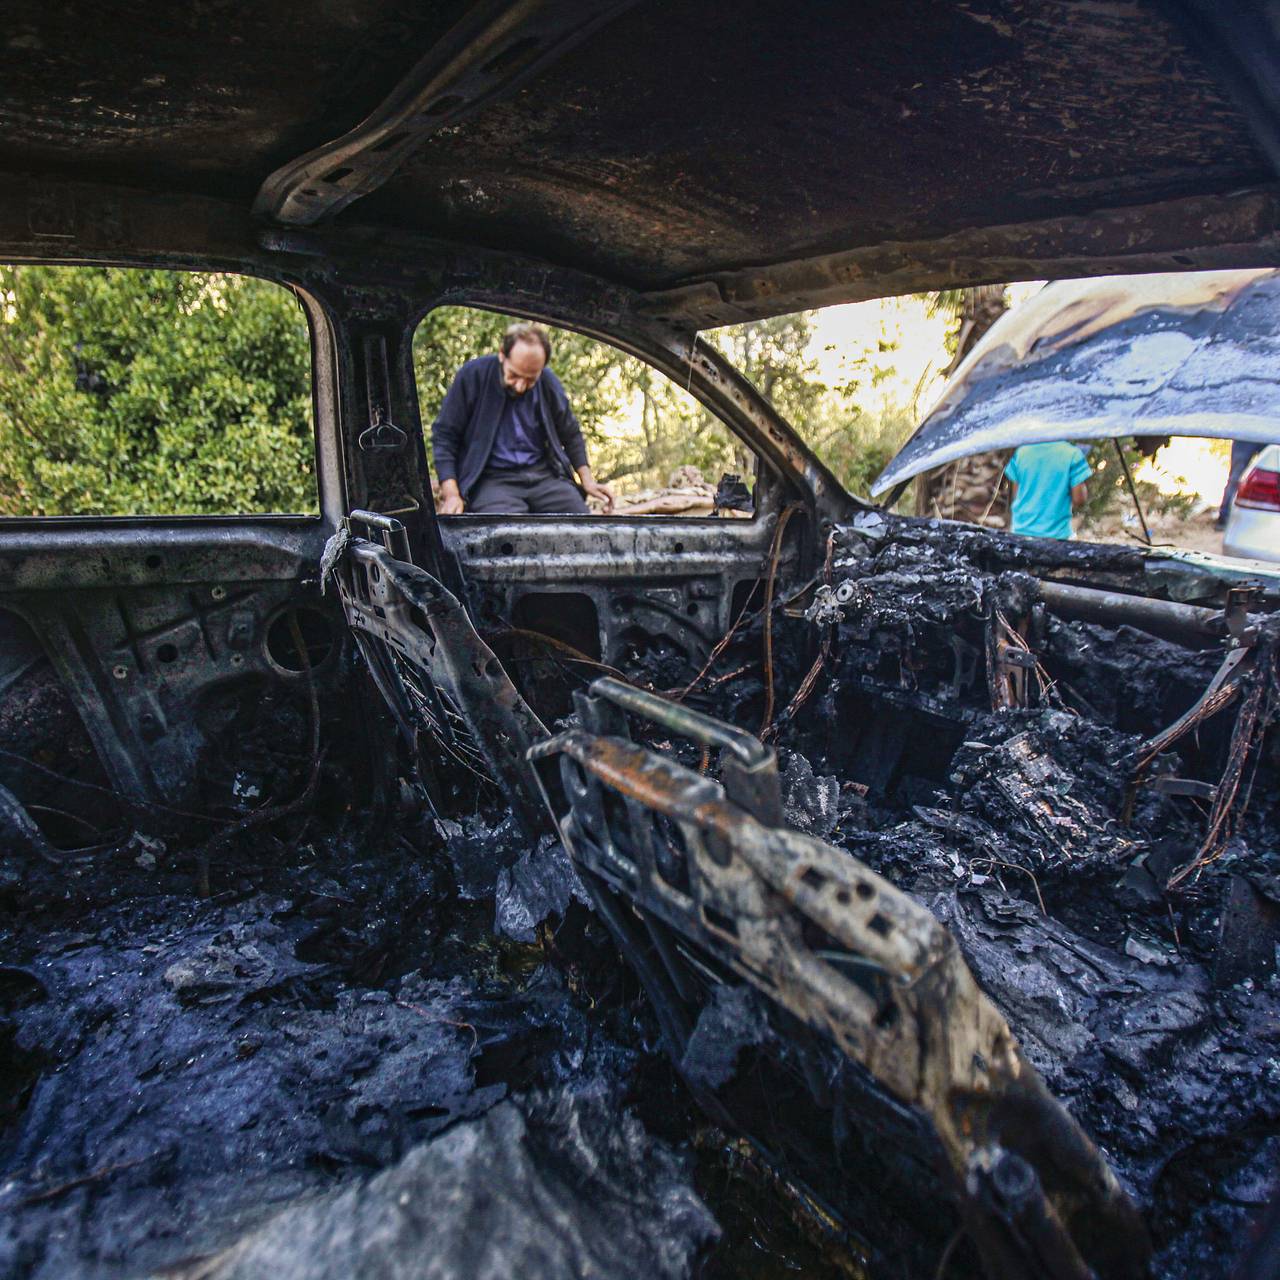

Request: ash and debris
left=494, top=835, right=590, bottom=944
left=679, top=986, right=770, bottom=1092
left=0, top=667, right=846, bottom=1280
left=0, top=661, right=742, bottom=1280
left=181, top=1093, right=719, bottom=1280
left=654, top=519, right=1280, bottom=1278
left=3, top=515, right=1280, bottom=1279
left=778, top=750, right=846, bottom=840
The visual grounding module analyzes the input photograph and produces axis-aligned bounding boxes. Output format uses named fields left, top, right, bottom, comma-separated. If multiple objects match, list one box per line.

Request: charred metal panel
left=0, top=527, right=339, bottom=805
left=1165, top=0, right=1280, bottom=175
left=446, top=506, right=807, bottom=680
left=639, top=187, right=1280, bottom=328
left=444, top=514, right=787, bottom=584
left=0, top=3, right=473, bottom=199
left=2, top=5, right=1279, bottom=321
left=0, top=181, right=266, bottom=271
left=255, top=0, right=642, bottom=226
left=360, top=0, right=1271, bottom=288
left=837, top=513, right=1280, bottom=610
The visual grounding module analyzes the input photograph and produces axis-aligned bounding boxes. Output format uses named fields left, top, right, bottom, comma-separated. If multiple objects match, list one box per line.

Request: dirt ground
left=1080, top=507, right=1229, bottom=557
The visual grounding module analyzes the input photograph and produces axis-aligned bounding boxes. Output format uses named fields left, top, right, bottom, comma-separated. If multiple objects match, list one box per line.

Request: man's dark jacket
left=431, top=355, right=589, bottom=499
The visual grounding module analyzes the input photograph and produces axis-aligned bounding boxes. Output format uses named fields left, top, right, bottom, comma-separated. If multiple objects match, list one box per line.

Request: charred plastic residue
left=1, top=515, right=1278, bottom=1279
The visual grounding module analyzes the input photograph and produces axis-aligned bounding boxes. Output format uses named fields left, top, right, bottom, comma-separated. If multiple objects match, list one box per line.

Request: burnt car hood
left=872, top=269, right=1280, bottom=495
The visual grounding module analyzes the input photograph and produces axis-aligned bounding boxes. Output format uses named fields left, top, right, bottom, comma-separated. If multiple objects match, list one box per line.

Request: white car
left=1224, top=444, right=1280, bottom=562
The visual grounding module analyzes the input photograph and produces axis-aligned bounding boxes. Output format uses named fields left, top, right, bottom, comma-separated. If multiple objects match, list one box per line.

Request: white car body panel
left=1223, top=443, right=1280, bottom=563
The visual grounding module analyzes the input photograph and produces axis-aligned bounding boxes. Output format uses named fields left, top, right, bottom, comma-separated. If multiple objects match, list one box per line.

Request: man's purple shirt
left=487, top=377, right=545, bottom=469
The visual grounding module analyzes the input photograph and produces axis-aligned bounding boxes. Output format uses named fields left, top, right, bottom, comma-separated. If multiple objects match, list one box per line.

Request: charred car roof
left=2, top=1, right=1280, bottom=326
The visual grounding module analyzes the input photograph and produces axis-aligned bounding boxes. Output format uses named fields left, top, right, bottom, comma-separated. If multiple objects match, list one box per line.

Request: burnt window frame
left=0, top=257, right=338, bottom=530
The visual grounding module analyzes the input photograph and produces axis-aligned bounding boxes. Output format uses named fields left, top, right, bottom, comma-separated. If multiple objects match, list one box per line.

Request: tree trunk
left=915, top=286, right=1012, bottom=525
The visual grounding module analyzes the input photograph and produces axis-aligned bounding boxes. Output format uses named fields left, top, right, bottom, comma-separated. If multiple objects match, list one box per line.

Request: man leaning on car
left=432, top=322, right=615, bottom=516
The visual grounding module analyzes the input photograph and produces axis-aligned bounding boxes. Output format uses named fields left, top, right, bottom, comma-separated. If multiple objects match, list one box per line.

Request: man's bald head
left=499, top=322, right=551, bottom=396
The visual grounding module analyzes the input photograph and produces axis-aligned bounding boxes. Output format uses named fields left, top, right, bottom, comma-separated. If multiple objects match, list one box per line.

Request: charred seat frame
left=325, top=509, right=548, bottom=832
left=529, top=677, right=1152, bottom=1280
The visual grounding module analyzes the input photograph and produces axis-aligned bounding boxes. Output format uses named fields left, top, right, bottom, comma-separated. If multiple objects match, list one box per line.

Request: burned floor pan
left=532, top=679, right=1153, bottom=1279
left=0, top=517, right=867, bottom=1280
left=771, top=523, right=1278, bottom=1272
left=0, top=807, right=741, bottom=1280
left=0, top=686, right=862, bottom=1280
left=527, top=516, right=1280, bottom=1279
left=2, top=512, right=1279, bottom=1279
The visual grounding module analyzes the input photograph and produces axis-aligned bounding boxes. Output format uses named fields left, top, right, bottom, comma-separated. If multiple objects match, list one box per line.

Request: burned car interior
left=3, top=3, right=1280, bottom=1278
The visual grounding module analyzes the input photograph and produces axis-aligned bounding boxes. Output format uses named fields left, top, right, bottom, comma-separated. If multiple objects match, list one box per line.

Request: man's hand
left=577, top=466, right=615, bottom=514
left=439, top=479, right=465, bottom=516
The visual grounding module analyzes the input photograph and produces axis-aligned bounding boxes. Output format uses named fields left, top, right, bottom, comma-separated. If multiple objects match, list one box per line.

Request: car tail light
left=1235, top=466, right=1280, bottom=512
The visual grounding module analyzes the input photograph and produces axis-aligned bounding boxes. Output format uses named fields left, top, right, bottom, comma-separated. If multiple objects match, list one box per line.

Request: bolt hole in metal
left=156, top=643, right=178, bottom=664
left=868, top=912, right=892, bottom=938
left=144, top=553, right=162, bottom=570
left=651, top=811, right=691, bottom=893
left=265, top=606, right=337, bottom=674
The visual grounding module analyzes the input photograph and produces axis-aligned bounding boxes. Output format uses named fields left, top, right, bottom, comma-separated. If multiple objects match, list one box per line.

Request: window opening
left=412, top=307, right=758, bottom=518
left=0, top=264, right=317, bottom=517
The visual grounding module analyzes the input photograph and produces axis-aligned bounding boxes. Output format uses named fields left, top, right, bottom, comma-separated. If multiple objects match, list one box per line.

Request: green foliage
left=797, top=401, right=918, bottom=501
left=1079, top=441, right=1130, bottom=525
left=0, top=266, right=315, bottom=516
left=925, top=289, right=967, bottom=359
left=1080, top=439, right=1174, bottom=525
left=1077, top=438, right=1198, bottom=531
left=0, top=273, right=939, bottom=519
left=709, top=310, right=917, bottom=501
left=707, top=313, right=826, bottom=424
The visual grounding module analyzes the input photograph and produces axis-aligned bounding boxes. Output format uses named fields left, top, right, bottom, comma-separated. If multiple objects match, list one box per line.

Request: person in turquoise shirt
left=1004, top=441, right=1091, bottom=539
